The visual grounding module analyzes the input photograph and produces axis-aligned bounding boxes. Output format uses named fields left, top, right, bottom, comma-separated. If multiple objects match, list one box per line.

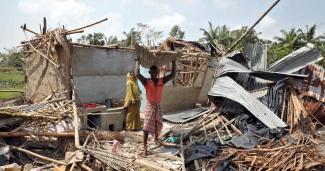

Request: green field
left=0, top=70, right=24, bottom=100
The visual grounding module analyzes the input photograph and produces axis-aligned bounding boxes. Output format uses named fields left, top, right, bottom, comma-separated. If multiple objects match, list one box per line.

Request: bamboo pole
left=66, top=18, right=108, bottom=33
left=20, top=25, right=39, bottom=35
left=64, top=30, right=84, bottom=35
left=10, top=145, right=66, bottom=165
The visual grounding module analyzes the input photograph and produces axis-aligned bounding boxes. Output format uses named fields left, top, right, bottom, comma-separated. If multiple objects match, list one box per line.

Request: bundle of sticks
left=220, top=131, right=325, bottom=170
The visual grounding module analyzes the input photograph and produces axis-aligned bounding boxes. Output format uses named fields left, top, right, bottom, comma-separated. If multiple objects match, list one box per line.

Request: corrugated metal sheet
left=208, top=76, right=287, bottom=128
left=235, top=73, right=272, bottom=92
left=303, top=98, right=325, bottom=123
left=259, top=80, right=287, bottom=116
left=163, top=107, right=209, bottom=123
left=209, top=57, right=306, bottom=82
left=296, top=64, right=325, bottom=102
left=244, top=43, right=267, bottom=71
left=267, top=43, right=323, bottom=73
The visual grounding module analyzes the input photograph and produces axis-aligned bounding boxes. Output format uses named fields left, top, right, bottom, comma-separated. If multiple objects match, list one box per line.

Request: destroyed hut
left=0, top=17, right=325, bottom=170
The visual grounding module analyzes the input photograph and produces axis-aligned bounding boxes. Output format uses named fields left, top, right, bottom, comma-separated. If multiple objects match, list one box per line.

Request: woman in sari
left=124, top=71, right=141, bottom=131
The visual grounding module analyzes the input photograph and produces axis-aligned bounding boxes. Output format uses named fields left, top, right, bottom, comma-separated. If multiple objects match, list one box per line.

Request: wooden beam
left=20, top=24, right=39, bottom=35
left=10, top=145, right=66, bottom=165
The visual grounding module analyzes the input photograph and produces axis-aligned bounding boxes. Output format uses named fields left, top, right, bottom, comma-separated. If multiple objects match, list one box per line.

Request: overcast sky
left=1, top=0, right=325, bottom=52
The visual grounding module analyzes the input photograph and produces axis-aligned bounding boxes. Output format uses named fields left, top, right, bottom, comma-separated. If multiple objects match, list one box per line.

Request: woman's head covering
left=127, top=71, right=136, bottom=81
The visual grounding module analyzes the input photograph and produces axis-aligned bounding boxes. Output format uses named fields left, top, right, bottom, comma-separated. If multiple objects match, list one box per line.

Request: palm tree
left=200, top=22, right=261, bottom=52
left=200, top=21, right=219, bottom=45
left=298, top=24, right=325, bottom=45
left=122, top=28, right=141, bottom=47
left=200, top=22, right=232, bottom=52
left=274, top=28, right=302, bottom=49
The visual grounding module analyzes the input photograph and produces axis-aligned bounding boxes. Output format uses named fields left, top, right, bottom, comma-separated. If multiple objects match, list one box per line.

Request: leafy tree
left=106, top=36, right=119, bottom=45
left=169, top=25, right=185, bottom=39
left=1, top=48, right=24, bottom=68
left=77, top=32, right=107, bottom=45
left=267, top=43, right=293, bottom=65
left=76, top=35, right=87, bottom=44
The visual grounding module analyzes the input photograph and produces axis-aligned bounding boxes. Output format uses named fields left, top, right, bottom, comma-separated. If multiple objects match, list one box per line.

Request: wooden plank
left=135, top=159, right=170, bottom=171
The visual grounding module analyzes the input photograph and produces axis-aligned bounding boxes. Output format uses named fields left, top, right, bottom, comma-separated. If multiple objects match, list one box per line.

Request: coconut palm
left=274, top=28, right=303, bottom=49
left=200, top=21, right=219, bottom=45
left=298, top=24, right=325, bottom=45
left=200, top=22, right=232, bottom=51
left=200, top=22, right=261, bottom=52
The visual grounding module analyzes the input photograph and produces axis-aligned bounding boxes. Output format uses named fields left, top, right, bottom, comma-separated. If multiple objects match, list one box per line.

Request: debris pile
left=0, top=17, right=324, bottom=171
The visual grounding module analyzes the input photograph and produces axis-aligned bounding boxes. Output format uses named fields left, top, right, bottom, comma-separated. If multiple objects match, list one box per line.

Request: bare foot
left=155, top=139, right=161, bottom=145
left=142, top=146, right=148, bottom=157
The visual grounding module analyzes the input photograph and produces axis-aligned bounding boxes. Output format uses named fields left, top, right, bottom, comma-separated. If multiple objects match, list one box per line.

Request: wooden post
left=72, top=89, right=80, bottom=147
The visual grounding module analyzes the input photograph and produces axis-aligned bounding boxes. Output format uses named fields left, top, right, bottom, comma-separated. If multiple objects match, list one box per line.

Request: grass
left=0, top=71, right=24, bottom=81
left=0, top=69, right=24, bottom=100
